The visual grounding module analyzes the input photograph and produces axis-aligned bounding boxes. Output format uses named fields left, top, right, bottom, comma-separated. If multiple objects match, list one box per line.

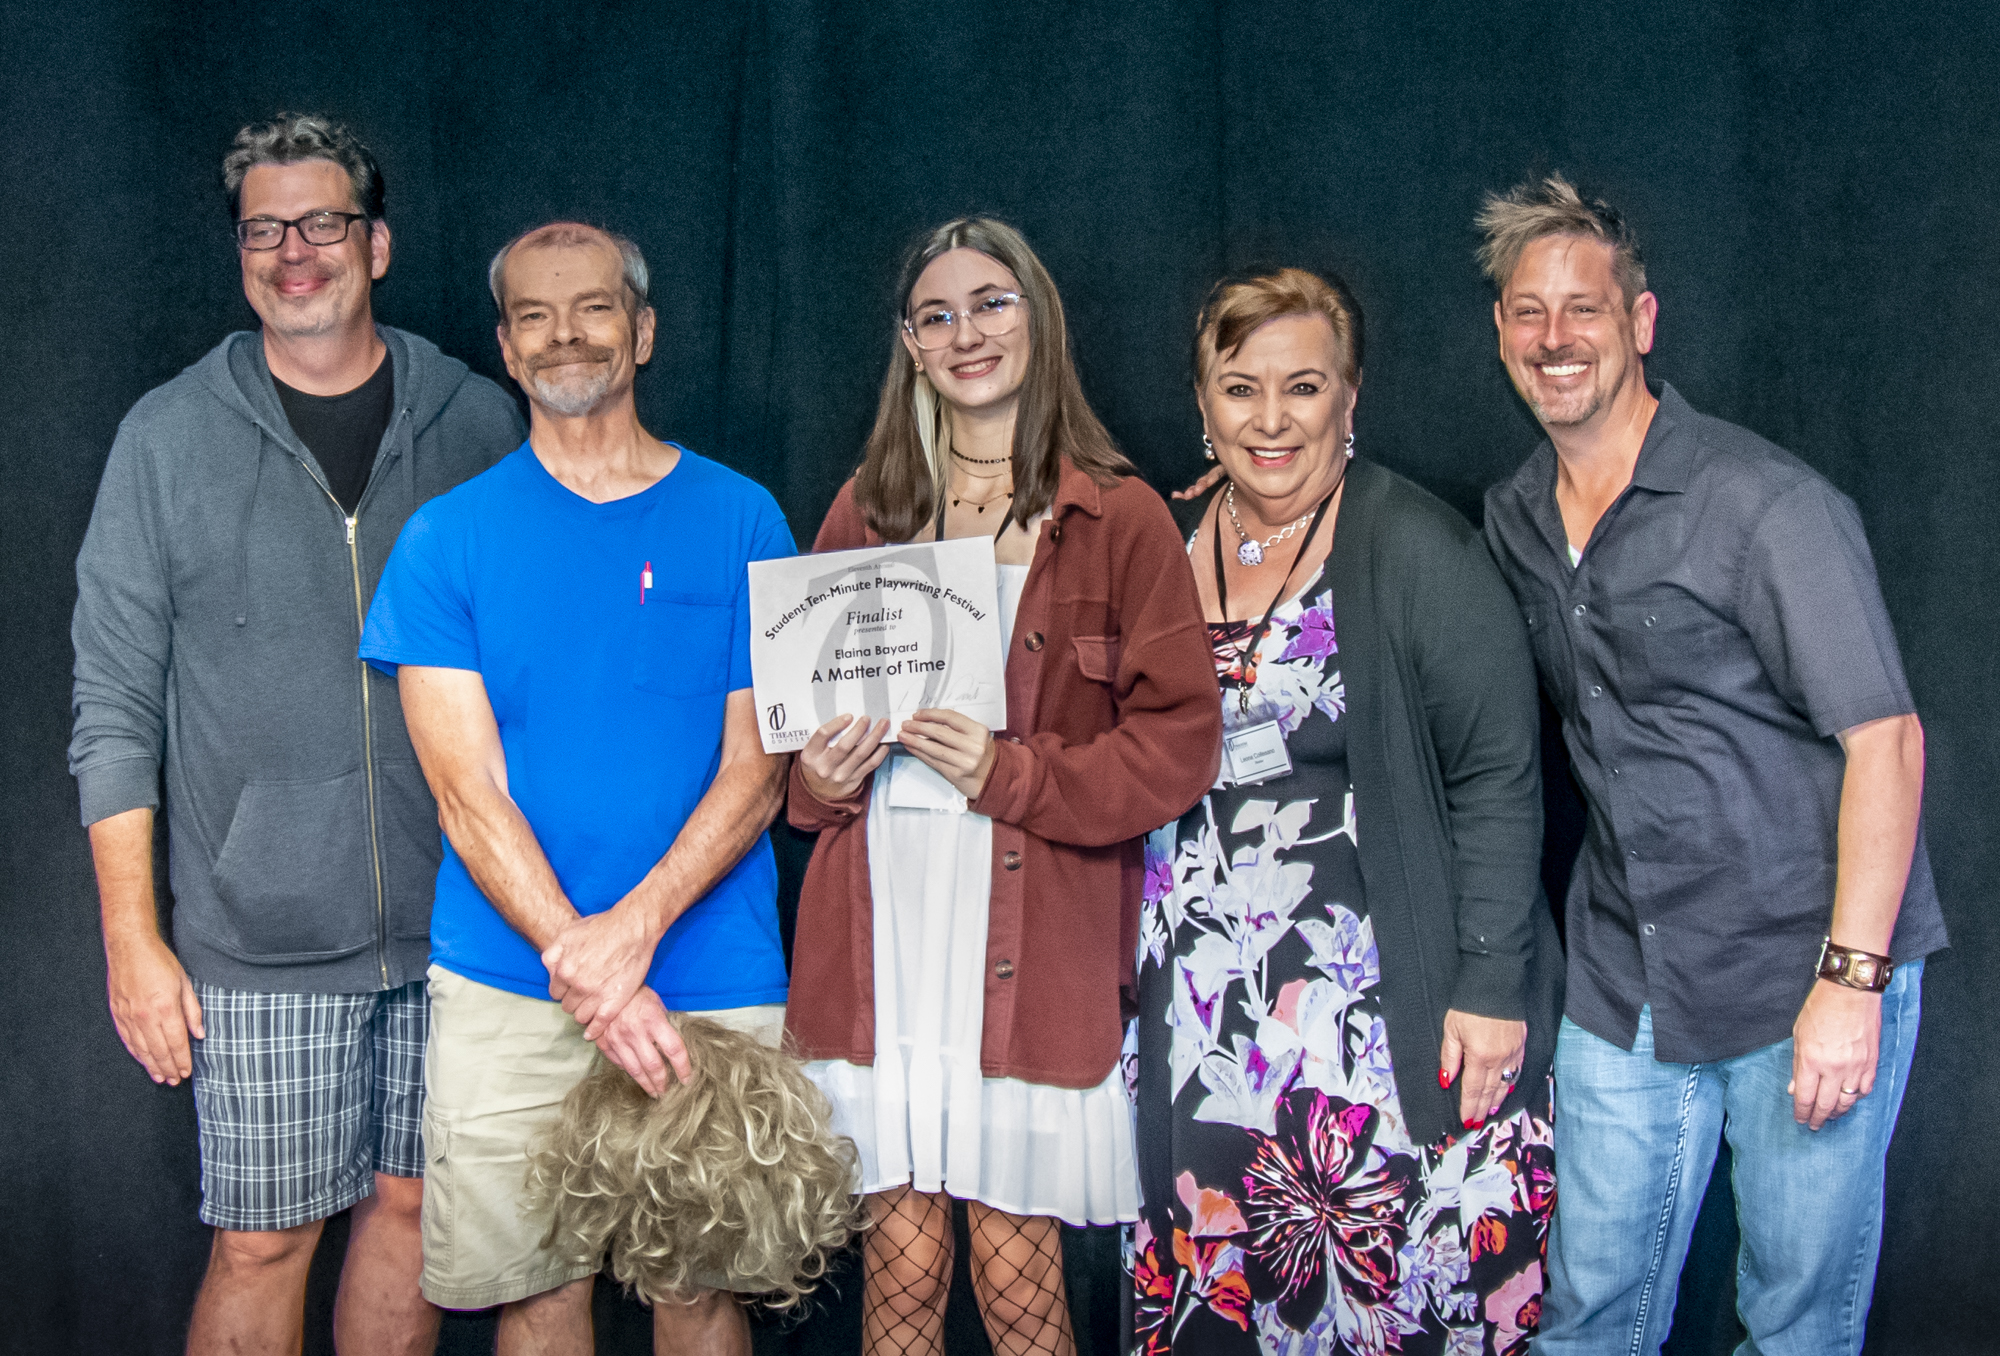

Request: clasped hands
left=543, top=902, right=690, bottom=1097
left=797, top=708, right=997, bottom=803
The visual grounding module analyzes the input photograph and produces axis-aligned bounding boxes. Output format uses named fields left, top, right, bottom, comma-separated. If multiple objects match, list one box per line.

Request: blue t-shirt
left=358, top=443, right=795, bottom=1007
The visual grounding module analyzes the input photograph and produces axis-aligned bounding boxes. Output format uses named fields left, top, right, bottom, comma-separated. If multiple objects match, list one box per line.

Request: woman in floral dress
left=1133, top=269, right=1564, bottom=1355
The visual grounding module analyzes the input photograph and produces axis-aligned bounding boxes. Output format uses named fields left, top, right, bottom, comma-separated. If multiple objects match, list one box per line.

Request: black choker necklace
left=952, top=449, right=1010, bottom=466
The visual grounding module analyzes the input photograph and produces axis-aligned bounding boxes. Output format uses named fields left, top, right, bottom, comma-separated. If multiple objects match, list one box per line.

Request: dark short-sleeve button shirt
left=1482, top=382, right=1946, bottom=1063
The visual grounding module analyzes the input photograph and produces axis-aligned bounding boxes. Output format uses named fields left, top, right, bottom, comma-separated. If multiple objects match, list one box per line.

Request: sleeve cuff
left=357, top=649, right=481, bottom=677
left=787, top=759, right=868, bottom=829
left=76, top=757, right=160, bottom=827
left=1813, top=692, right=1916, bottom=741
left=967, top=738, right=1030, bottom=824
left=1448, top=950, right=1527, bottom=1022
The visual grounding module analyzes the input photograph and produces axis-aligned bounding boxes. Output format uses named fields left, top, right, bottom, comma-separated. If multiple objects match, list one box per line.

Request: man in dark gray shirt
left=1477, top=175, right=1943, bottom=1356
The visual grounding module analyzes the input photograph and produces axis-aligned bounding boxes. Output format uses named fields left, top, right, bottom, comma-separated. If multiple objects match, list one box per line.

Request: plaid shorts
left=189, top=980, right=428, bottom=1231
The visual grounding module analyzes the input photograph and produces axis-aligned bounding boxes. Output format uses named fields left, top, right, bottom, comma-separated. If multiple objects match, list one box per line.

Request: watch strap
left=1816, top=936, right=1895, bottom=993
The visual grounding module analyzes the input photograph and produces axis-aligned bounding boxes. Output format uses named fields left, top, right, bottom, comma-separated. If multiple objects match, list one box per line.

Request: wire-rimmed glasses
left=904, top=292, right=1025, bottom=350
left=235, top=212, right=368, bottom=251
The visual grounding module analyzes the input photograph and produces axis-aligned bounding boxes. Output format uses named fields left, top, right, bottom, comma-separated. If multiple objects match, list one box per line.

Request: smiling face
left=1200, top=313, right=1357, bottom=517
left=237, top=159, right=389, bottom=340
left=1495, top=233, right=1656, bottom=431
left=495, top=237, right=655, bottom=418
left=900, top=248, right=1030, bottom=416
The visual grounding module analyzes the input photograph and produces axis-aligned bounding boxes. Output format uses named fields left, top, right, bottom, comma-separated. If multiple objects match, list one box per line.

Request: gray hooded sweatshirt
left=70, top=326, right=524, bottom=993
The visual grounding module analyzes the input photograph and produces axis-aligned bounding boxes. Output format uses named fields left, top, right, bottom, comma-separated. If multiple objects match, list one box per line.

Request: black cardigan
left=1171, top=458, right=1562, bottom=1146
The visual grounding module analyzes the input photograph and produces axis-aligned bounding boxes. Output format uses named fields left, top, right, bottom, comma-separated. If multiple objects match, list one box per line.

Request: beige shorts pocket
left=418, top=1103, right=455, bottom=1290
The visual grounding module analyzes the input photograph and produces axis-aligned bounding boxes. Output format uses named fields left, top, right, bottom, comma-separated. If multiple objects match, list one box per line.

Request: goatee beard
left=259, top=266, right=345, bottom=338
left=1529, top=389, right=1605, bottom=428
left=529, top=365, right=615, bottom=416
left=526, top=343, right=618, bottom=415
left=1522, top=349, right=1604, bottom=428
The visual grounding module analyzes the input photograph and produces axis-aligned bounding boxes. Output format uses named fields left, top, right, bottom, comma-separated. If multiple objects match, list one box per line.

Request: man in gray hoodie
left=69, top=115, right=522, bottom=1355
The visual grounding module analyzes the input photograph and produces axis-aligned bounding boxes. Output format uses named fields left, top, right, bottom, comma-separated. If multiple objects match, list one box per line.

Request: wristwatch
left=1816, top=936, right=1895, bottom=993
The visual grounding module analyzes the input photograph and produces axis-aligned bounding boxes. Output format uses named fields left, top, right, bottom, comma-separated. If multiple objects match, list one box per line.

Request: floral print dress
left=1131, top=572, right=1554, bottom=1356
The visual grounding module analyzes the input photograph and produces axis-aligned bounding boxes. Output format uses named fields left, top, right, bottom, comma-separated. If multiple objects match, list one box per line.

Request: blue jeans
left=1533, top=959, right=1922, bottom=1356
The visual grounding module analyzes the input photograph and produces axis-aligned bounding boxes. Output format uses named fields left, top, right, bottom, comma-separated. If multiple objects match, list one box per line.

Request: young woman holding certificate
left=785, top=218, right=1220, bottom=1356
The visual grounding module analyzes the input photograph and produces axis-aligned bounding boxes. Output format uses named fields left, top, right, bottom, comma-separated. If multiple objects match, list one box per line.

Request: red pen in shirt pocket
left=640, top=560, right=652, bottom=603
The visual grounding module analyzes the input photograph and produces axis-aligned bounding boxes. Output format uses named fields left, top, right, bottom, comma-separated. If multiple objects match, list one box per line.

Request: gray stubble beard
left=529, top=366, right=615, bottom=416
left=1529, top=387, right=1606, bottom=429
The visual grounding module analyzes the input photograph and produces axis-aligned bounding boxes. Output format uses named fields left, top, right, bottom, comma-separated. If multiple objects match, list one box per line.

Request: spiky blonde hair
left=525, top=1017, right=865, bottom=1309
left=1476, top=172, right=1648, bottom=308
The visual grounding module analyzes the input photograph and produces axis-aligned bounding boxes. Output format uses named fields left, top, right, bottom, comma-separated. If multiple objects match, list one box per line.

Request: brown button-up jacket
left=784, top=460, right=1222, bottom=1087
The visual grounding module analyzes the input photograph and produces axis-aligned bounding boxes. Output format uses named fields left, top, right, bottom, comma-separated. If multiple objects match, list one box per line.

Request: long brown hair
left=853, top=217, right=1133, bottom=542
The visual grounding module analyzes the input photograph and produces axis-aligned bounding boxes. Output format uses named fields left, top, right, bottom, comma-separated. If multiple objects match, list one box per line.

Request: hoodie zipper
left=289, top=407, right=405, bottom=991
left=345, top=505, right=389, bottom=989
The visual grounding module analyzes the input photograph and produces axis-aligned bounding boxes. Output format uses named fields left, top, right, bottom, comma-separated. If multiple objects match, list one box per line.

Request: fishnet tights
left=863, top=1185, right=952, bottom=1356
left=861, top=1185, right=1077, bottom=1356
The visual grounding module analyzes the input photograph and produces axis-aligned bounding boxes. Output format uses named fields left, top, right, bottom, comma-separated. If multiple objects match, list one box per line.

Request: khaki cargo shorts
left=418, top=964, right=786, bottom=1309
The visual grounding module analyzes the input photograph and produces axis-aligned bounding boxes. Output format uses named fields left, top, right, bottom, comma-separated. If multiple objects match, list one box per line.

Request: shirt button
left=1008, top=735, right=1023, bottom=745
left=1589, top=684, right=1603, bottom=697
left=994, top=959, right=1016, bottom=979
left=1611, top=766, right=1621, bottom=777
left=1049, top=524, right=1062, bottom=542
left=1002, top=851, right=1022, bottom=870
left=1628, top=849, right=1640, bottom=860
left=1024, top=632, right=1044, bottom=652
left=1644, top=615, right=1658, bottom=627
left=1642, top=923, right=1657, bottom=937
left=1572, top=603, right=1587, bottom=617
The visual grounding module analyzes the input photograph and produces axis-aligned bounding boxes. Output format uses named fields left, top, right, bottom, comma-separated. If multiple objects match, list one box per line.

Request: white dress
left=806, top=563, right=1140, bottom=1226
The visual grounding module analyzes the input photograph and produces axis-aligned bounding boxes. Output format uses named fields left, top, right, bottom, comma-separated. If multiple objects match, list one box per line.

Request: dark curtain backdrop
left=3, top=1, right=1994, bottom=1352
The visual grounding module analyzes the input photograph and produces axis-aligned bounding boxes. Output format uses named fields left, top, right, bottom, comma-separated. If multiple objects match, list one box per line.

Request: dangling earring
left=1202, top=434, right=1216, bottom=461
left=1343, top=431, right=1355, bottom=459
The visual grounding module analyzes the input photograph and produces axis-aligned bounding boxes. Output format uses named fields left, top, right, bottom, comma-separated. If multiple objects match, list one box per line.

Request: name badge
left=1223, top=720, right=1293, bottom=787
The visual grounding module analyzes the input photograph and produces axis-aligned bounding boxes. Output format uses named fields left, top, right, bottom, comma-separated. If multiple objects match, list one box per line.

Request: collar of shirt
left=1048, top=455, right=1106, bottom=521
left=1515, top=380, right=1697, bottom=566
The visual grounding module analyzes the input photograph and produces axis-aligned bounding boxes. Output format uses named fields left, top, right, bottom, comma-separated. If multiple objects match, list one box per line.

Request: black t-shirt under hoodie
left=273, top=352, right=395, bottom=513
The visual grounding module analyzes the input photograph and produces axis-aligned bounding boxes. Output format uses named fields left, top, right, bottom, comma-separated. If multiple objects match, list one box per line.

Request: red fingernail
left=1464, top=1118, right=1484, bottom=1130
left=1438, top=1069, right=1452, bottom=1089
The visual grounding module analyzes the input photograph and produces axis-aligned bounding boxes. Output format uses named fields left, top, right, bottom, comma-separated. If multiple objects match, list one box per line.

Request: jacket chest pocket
left=1613, top=593, right=1721, bottom=702
left=1072, top=635, right=1121, bottom=684
left=633, top=594, right=734, bottom=697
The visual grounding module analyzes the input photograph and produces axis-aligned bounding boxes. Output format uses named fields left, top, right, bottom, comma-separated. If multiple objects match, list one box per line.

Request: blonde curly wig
left=525, top=1016, right=866, bottom=1309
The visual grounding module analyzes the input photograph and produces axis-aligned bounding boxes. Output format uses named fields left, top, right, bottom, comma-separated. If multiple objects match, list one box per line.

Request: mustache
left=527, top=343, right=616, bottom=373
left=262, top=262, right=337, bottom=286
left=1525, top=346, right=1586, bottom=365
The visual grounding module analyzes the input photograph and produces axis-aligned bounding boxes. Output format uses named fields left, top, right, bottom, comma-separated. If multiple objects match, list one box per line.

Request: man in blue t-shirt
left=359, top=222, right=793, bottom=1354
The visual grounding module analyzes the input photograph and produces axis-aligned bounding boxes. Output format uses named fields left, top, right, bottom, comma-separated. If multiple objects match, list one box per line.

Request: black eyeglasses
left=235, top=212, right=367, bottom=251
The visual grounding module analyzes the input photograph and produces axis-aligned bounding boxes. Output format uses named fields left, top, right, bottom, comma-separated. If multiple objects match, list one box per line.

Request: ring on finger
left=1840, top=1086, right=1860, bottom=1096
left=1499, top=1067, right=1519, bottom=1083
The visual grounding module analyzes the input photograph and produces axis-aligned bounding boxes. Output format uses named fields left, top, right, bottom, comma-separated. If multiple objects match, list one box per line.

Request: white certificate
left=747, top=536, right=1007, bottom=754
